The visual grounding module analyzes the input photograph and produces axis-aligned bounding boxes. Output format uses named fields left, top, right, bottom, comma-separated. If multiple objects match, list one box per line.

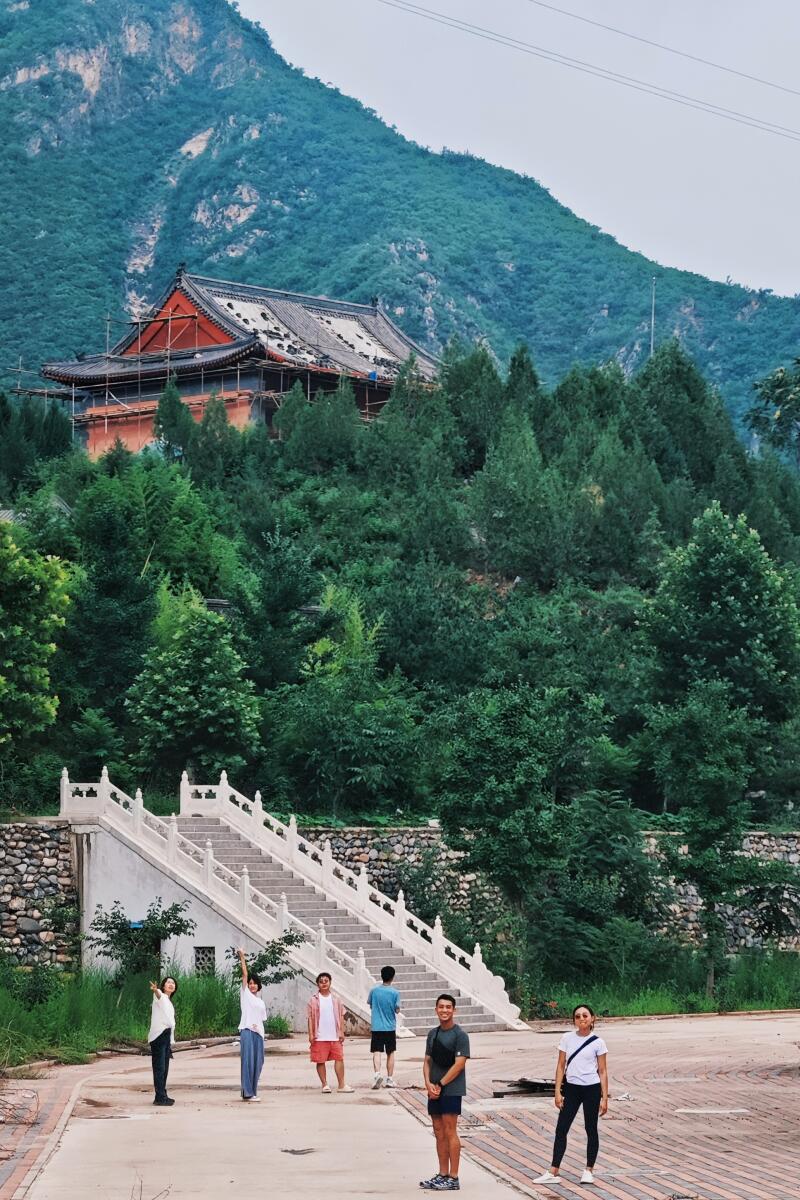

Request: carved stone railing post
left=355, top=946, right=368, bottom=995
left=317, top=919, right=327, bottom=971
left=98, top=765, right=110, bottom=811
left=240, top=865, right=250, bottom=913
left=219, top=769, right=229, bottom=804
left=394, top=888, right=407, bottom=939
left=279, top=893, right=289, bottom=934
left=287, top=815, right=298, bottom=864
left=167, top=813, right=178, bottom=865
left=59, top=768, right=71, bottom=816
left=133, top=788, right=144, bottom=838
left=322, top=839, right=333, bottom=890
left=357, top=863, right=369, bottom=910
left=253, top=789, right=263, bottom=827
left=179, top=770, right=191, bottom=814
left=203, top=840, right=213, bottom=890
left=432, top=915, right=444, bottom=969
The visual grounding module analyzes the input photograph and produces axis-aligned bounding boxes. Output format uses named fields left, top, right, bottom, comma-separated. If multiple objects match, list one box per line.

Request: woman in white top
left=148, top=977, right=177, bottom=1107
left=238, top=947, right=267, bottom=1101
left=534, top=1003, right=609, bottom=1187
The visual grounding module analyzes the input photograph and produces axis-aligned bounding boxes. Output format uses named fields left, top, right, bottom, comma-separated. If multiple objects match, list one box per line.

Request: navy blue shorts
left=427, top=1095, right=462, bottom=1116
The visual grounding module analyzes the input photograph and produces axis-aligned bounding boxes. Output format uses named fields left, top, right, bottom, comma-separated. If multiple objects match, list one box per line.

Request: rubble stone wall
left=0, top=821, right=79, bottom=967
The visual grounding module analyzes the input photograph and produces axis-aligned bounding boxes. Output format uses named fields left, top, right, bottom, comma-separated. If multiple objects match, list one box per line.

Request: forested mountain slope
left=1, top=0, right=798, bottom=415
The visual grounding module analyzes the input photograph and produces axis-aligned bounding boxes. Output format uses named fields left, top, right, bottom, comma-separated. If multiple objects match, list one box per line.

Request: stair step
left=175, top=819, right=512, bottom=1032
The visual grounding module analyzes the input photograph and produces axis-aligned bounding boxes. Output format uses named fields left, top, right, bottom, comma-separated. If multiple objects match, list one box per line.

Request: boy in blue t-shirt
left=367, top=965, right=401, bottom=1089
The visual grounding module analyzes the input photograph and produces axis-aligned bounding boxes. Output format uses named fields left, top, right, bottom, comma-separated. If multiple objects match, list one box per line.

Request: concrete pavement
left=19, top=1037, right=517, bottom=1200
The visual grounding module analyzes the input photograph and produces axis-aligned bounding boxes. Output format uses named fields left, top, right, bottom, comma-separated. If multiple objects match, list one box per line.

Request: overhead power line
left=519, top=0, right=800, bottom=100
left=375, top=0, right=800, bottom=143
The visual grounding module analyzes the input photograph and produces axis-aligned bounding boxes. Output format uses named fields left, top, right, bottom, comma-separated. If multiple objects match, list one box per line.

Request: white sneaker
left=580, top=1170, right=594, bottom=1185
left=384, top=1076, right=397, bottom=1089
left=321, top=1085, right=332, bottom=1094
left=249, top=1095, right=261, bottom=1103
left=372, top=1073, right=384, bottom=1089
left=338, top=1084, right=354, bottom=1093
left=533, top=1172, right=562, bottom=1185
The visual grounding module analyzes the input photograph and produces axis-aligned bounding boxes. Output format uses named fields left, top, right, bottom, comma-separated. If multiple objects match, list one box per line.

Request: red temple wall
left=82, top=392, right=253, bottom=458
left=122, top=290, right=234, bottom=356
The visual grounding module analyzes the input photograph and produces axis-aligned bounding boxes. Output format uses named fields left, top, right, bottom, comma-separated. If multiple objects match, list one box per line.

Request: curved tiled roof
left=42, top=337, right=260, bottom=386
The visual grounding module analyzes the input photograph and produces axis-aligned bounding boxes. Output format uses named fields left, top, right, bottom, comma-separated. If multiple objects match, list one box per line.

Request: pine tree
left=153, top=377, right=195, bottom=461
left=187, top=393, right=240, bottom=487
left=126, top=603, right=261, bottom=782
left=647, top=502, right=800, bottom=722
left=471, top=406, right=571, bottom=585
left=439, top=343, right=504, bottom=473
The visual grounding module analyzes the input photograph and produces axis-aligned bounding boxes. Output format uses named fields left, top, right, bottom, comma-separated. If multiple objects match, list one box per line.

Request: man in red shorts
left=307, top=971, right=354, bottom=1093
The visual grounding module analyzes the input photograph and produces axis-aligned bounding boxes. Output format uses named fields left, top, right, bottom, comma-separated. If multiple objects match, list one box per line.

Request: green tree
left=187, top=394, right=241, bottom=487
left=0, top=524, right=70, bottom=748
left=645, top=680, right=767, bottom=994
left=281, top=379, right=362, bottom=473
left=266, top=585, right=421, bottom=817
left=126, top=601, right=261, bottom=782
left=647, top=503, right=800, bottom=723
left=153, top=377, right=196, bottom=461
left=432, top=685, right=647, bottom=980
left=746, top=358, right=800, bottom=468
left=87, top=898, right=196, bottom=981
left=64, top=475, right=154, bottom=717
left=471, top=406, right=572, bottom=585
left=440, top=343, right=504, bottom=473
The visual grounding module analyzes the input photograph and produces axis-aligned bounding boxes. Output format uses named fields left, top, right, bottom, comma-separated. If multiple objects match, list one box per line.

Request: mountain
left=1, top=0, right=798, bottom=415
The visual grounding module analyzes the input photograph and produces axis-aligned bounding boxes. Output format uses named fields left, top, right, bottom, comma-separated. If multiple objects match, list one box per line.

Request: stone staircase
left=176, top=816, right=502, bottom=1033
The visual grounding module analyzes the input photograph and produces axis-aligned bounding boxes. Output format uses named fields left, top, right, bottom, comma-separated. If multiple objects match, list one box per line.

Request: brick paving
left=0, top=1055, right=136, bottom=1200
left=394, top=1014, right=800, bottom=1200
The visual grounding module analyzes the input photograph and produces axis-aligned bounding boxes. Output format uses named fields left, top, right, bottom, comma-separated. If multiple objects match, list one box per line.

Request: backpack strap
left=566, top=1034, right=598, bottom=1067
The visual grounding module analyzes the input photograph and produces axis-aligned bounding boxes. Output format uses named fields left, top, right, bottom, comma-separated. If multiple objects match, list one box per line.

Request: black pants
left=150, top=1029, right=172, bottom=1101
left=552, top=1082, right=601, bottom=1168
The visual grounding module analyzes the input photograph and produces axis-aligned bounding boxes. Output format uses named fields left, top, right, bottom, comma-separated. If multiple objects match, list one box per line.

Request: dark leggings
left=150, top=1028, right=172, bottom=1101
left=552, top=1082, right=601, bottom=1168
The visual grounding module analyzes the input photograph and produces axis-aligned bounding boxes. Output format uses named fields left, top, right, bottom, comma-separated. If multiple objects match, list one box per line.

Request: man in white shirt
left=307, top=971, right=354, bottom=1094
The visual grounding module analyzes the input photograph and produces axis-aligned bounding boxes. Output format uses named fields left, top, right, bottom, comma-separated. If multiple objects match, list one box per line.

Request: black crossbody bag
left=560, top=1034, right=598, bottom=1094
left=430, top=1029, right=457, bottom=1071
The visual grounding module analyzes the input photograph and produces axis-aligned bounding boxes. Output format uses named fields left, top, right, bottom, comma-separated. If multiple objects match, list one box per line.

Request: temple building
left=41, top=265, right=438, bottom=457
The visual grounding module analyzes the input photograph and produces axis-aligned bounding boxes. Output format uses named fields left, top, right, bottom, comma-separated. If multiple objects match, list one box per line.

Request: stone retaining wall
left=304, top=825, right=800, bottom=952
left=0, top=821, right=79, bottom=967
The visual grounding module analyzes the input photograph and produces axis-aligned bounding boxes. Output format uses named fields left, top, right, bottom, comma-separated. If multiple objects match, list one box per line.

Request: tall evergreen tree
left=647, top=502, right=800, bottom=723
left=153, top=377, right=195, bottom=461
left=126, top=602, right=261, bottom=782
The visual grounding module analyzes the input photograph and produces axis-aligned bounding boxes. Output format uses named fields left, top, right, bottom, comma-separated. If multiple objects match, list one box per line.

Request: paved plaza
left=1, top=1013, right=798, bottom=1200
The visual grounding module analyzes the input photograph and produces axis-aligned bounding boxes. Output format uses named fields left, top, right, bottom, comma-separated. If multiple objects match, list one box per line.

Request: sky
left=239, top=0, right=800, bottom=297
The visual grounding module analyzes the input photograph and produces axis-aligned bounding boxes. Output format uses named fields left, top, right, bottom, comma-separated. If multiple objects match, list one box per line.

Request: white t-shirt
left=148, top=993, right=176, bottom=1044
left=316, top=994, right=338, bottom=1041
left=239, top=985, right=267, bottom=1037
left=559, top=1031, right=608, bottom=1086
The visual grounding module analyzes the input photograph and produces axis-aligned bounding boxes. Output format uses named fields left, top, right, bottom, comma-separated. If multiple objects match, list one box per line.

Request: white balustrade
left=59, top=769, right=378, bottom=1025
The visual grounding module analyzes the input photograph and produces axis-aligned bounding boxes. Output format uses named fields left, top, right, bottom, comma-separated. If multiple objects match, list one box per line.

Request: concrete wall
left=74, top=824, right=315, bottom=1030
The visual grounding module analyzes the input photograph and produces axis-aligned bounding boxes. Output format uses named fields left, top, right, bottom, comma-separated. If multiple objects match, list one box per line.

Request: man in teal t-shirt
left=367, top=965, right=401, bottom=1089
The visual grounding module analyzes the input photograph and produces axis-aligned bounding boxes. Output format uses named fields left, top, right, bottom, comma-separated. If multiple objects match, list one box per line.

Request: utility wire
left=376, top=0, right=800, bottom=142
left=519, top=0, right=800, bottom=100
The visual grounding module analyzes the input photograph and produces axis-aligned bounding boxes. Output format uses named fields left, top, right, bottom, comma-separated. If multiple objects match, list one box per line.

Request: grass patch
left=545, top=950, right=800, bottom=1018
left=0, top=966, right=292, bottom=1068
